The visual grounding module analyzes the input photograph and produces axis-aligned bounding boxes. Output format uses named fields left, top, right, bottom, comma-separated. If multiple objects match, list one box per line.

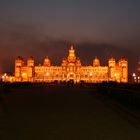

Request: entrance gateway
left=67, top=72, right=76, bottom=82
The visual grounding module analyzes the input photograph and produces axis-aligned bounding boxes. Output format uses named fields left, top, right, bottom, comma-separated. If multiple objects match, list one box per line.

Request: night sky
left=0, top=0, right=140, bottom=74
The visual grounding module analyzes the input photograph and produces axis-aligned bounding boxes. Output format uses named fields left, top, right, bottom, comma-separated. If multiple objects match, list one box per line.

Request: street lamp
left=132, top=73, right=137, bottom=83
left=2, top=73, right=8, bottom=82
left=138, top=76, right=140, bottom=83
left=132, top=73, right=136, bottom=77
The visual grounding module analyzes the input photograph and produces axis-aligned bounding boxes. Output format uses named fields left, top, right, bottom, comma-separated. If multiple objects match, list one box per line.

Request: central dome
left=44, top=56, right=51, bottom=66
left=67, top=45, right=76, bottom=63
left=93, top=57, right=100, bottom=67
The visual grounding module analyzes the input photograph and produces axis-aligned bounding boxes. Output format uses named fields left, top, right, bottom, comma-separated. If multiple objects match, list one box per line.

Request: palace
left=14, top=45, right=128, bottom=83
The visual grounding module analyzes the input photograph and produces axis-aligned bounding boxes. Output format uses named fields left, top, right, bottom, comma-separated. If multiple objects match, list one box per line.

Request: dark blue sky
left=0, top=0, right=140, bottom=73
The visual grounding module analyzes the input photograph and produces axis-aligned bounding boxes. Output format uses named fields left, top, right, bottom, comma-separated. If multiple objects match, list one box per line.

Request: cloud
left=0, top=23, right=139, bottom=74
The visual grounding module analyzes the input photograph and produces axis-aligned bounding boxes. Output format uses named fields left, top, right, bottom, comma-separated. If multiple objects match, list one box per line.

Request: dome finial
left=70, top=45, right=74, bottom=50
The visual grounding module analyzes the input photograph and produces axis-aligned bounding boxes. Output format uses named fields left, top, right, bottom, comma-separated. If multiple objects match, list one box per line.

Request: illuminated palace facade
left=14, top=46, right=128, bottom=83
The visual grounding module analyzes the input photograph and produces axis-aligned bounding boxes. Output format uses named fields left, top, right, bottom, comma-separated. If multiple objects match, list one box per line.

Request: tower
left=44, top=56, right=51, bottom=66
left=61, top=57, right=68, bottom=81
left=76, top=57, right=81, bottom=68
left=15, top=56, right=24, bottom=81
left=61, top=57, right=67, bottom=71
left=119, top=57, right=128, bottom=83
left=27, top=56, right=35, bottom=82
left=27, top=56, right=34, bottom=67
left=93, top=57, right=100, bottom=67
left=67, top=45, right=76, bottom=63
left=66, top=45, right=77, bottom=82
left=76, top=57, right=81, bottom=82
left=108, top=57, right=116, bottom=81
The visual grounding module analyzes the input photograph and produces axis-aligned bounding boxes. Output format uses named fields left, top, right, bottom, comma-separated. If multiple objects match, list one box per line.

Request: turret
left=44, top=56, right=51, bottom=66
left=15, top=56, right=24, bottom=81
left=93, top=57, right=100, bottom=67
left=76, top=57, right=81, bottom=66
left=27, top=56, right=34, bottom=67
left=119, top=57, right=127, bottom=67
left=27, top=56, right=35, bottom=81
left=62, top=57, right=67, bottom=65
left=15, top=56, right=24, bottom=67
left=67, top=45, right=76, bottom=63
left=108, top=57, right=116, bottom=67
left=108, top=57, right=116, bottom=81
left=119, top=57, right=128, bottom=83
left=61, top=57, right=67, bottom=71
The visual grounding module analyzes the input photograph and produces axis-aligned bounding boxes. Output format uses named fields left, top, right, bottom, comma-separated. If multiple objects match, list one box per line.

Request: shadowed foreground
left=0, top=86, right=140, bottom=140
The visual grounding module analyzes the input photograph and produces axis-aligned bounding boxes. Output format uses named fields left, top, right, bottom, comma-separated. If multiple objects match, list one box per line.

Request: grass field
left=0, top=85, right=140, bottom=140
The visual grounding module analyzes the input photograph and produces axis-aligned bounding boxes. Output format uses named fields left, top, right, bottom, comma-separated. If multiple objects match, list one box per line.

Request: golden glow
left=13, top=45, right=128, bottom=83
left=132, top=73, right=136, bottom=77
left=89, top=73, right=93, bottom=76
left=21, top=72, right=28, bottom=81
left=46, top=72, right=49, bottom=76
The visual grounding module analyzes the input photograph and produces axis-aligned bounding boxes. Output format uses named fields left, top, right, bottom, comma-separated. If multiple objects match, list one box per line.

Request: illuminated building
left=14, top=45, right=128, bottom=83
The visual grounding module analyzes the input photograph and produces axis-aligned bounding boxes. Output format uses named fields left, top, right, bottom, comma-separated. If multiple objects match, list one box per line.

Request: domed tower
left=61, top=57, right=67, bottom=71
left=27, top=56, right=34, bottom=67
left=76, top=57, right=81, bottom=74
left=93, top=57, right=100, bottom=67
left=119, top=57, right=128, bottom=83
left=61, top=57, right=68, bottom=81
left=108, top=57, right=116, bottom=67
left=67, top=45, right=76, bottom=63
left=15, top=56, right=24, bottom=81
left=76, top=57, right=81, bottom=66
left=15, top=56, right=24, bottom=67
left=44, top=56, right=51, bottom=66
left=62, top=57, right=67, bottom=65
left=108, top=57, right=116, bottom=81
left=27, top=56, right=35, bottom=81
